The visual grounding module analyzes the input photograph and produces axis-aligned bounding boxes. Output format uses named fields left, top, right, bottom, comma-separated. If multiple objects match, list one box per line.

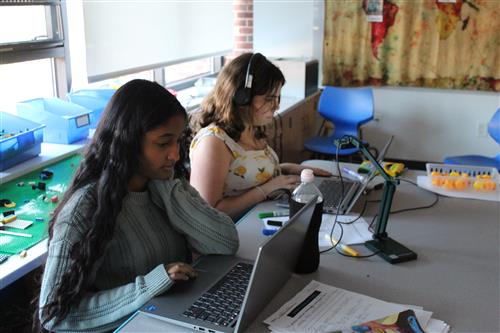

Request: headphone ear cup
left=233, top=87, right=252, bottom=106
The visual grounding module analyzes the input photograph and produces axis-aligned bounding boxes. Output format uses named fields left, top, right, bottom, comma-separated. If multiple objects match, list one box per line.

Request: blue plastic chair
left=304, top=86, right=374, bottom=156
left=444, top=108, right=500, bottom=170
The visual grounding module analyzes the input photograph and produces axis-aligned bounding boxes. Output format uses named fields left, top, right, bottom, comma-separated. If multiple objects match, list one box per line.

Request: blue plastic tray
left=0, top=112, right=45, bottom=171
left=67, top=89, right=115, bottom=128
left=16, top=98, right=91, bottom=144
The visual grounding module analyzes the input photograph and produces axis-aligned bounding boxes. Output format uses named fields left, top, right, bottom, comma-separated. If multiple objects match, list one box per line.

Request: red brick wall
left=232, top=0, right=253, bottom=57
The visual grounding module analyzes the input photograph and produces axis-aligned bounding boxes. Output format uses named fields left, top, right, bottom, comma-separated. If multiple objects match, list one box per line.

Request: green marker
left=258, top=211, right=289, bottom=219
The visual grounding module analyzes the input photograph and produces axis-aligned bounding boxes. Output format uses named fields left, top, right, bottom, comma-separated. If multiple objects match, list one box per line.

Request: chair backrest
left=488, top=108, right=500, bottom=145
left=318, top=86, right=374, bottom=133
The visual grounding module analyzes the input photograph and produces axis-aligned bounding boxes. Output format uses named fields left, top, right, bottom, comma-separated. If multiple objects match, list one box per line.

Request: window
left=82, top=1, right=231, bottom=81
left=85, top=70, right=154, bottom=90
left=0, top=59, right=56, bottom=114
left=164, top=57, right=214, bottom=86
left=0, top=1, right=66, bottom=114
left=0, top=3, right=63, bottom=46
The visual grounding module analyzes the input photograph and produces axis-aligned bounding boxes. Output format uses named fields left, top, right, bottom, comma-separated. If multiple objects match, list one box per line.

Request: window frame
left=0, top=0, right=69, bottom=97
left=1, top=1, right=226, bottom=102
left=163, top=54, right=223, bottom=91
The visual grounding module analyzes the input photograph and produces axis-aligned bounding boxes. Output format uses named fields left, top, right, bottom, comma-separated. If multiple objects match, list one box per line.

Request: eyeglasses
left=264, top=94, right=281, bottom=105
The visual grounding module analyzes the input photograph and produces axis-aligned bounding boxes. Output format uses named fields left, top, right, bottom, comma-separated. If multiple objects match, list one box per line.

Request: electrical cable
left=320, top=136, right=376, bottom=256
left=337, top=197, right=369, bottom=225
left=335, top=247, right=381, bottom=258
left=368, top=176, right=441, bottom=231
left=320, top=137, right=440, bottom=258
left=320, top=142, right=344, bottom=254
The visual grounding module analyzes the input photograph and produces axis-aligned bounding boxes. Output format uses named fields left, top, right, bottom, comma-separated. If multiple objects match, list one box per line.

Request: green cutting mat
left=0, top=154, right=82, bottom=254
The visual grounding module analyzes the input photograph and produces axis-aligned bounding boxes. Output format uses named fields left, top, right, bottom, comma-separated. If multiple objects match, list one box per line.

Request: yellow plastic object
left=443, top=179, right=455, bottom=190
left=473, top=179, right=497, bottom=191
left=383, top=162, right=405, bottom=177
left=357, top=160, right=374, bottom=174
left=2, top=215, right=17, bottom=223
left=427, top=163, right=498, bottom=193
left=484, top=180, right=497, bottom=191
left=473, top=181, right=483, bottom=191
left=431, top=178, right=444, bottom=187
left=4, top=201, right=16, bottom=208
left=454, top=179, right=468, bottom=190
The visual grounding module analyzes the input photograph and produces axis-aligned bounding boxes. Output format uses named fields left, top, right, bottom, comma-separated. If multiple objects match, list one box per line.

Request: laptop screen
left=364, top=135, right=394, bottom=182
left=341, top=135, right=394, bottom=214
left=234, top=198, right=316, bottom=332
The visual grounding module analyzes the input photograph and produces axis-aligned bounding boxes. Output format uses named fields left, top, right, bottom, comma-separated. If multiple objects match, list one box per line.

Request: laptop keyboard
left=318, top=179, right=355, bottom=210
left=182, top=262, right=253, bottom=327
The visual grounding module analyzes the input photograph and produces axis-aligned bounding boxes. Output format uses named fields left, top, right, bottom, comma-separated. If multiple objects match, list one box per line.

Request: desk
left=118, top=163, right=500, bottom=332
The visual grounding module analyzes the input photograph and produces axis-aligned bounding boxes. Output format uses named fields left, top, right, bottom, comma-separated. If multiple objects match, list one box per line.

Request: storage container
left=426, top=163, right=498, bottom=192
left=67, top=89, right=115, bottom=128
left=0, top=112, right=45, bottom=171
left=16, top=98, right=90, bottom=144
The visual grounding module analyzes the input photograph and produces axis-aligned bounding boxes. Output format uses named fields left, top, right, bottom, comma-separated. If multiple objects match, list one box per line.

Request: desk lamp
left=336, top=136, right=417, bottom=264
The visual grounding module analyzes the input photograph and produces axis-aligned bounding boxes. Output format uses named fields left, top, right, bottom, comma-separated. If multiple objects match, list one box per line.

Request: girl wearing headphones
left=189, top=53, right=331, bottom=220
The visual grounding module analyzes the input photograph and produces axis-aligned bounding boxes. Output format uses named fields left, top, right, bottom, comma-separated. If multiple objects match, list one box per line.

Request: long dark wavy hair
left=192, top=52, right=285, bottom=141
left=35, top=79, right=187, bottom=330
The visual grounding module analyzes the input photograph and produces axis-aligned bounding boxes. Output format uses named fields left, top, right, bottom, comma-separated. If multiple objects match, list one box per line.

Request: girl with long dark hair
left=37, top=79, right=239, bottom=332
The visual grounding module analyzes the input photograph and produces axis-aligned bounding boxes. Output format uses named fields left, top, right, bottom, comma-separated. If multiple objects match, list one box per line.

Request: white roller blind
left=83, top=1, right=233, bottom=81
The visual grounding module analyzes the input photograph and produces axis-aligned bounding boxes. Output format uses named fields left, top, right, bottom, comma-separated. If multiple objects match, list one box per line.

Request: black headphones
left=232, top=53, right=258, bottom=106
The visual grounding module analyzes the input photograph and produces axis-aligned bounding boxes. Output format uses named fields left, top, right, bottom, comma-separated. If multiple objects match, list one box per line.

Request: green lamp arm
left=335, top=135, right=399, bottom=239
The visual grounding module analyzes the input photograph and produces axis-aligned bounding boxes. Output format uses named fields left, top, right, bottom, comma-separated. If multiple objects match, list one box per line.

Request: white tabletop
left=118, top=162, right=500, bottom=332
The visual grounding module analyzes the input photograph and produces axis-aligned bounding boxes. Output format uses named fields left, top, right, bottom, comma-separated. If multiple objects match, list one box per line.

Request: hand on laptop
left=165, top=262, right=198, bottom=281
left=260, top=175, right=300, bottom=195
left=280, top=163, right=332, bottom=177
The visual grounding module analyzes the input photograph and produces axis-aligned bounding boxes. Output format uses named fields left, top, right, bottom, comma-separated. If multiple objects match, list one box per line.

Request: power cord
left=320, top=137, right=440, bottom=259
left=368, top=177, right=440, bottom=231
left=320, top=136, right=380, bottom=258
left=320, top=142, right=344, bottom=254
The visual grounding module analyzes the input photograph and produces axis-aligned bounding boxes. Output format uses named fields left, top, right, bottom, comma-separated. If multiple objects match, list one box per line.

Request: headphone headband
left=233, top=53, right=258, bottom=106
left=243, top=53, right=256, bottom=89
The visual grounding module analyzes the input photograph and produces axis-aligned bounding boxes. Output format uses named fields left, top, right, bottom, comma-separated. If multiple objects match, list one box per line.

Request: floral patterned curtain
left=323, top=0, right=500, bottom=91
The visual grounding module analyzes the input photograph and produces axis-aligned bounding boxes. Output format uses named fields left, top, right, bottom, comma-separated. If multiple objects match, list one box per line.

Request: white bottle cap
left=300, top=169, right=314, bottom=183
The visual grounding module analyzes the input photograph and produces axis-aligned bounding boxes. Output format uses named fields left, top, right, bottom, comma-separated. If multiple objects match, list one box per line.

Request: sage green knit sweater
left=39, top=179, right=239, bottom=332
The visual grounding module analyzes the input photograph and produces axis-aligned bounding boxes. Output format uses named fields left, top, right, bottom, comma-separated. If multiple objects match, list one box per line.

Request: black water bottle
left=289, top=169, right=323, bottom=274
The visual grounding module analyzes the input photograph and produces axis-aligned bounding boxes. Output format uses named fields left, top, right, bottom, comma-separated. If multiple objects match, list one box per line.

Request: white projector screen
left=83, top=1, right=233, bottom=81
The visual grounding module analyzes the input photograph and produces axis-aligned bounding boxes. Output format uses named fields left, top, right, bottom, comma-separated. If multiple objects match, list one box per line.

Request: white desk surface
left=118, top=162, right=500, bottom=333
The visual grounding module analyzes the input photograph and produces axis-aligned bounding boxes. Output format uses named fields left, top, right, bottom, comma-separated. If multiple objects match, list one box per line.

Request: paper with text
left=264, top=280, right=432, bottom=333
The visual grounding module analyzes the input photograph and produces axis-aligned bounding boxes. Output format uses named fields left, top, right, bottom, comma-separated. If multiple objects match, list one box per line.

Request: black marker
left=267, top=220, right=283, bottom=227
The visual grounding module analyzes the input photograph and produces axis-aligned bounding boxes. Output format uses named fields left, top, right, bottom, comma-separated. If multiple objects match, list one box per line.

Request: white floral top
left=190, top=124, right=281, bottom=197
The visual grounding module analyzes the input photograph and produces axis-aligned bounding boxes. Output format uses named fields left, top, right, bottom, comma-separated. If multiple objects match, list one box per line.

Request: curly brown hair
left=192, top=53, right=285, bottom=141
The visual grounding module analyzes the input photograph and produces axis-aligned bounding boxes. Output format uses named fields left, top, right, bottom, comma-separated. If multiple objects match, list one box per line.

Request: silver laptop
left=140, top=197, right=317, bottom=333
left=318, top=135, right=394, bottom=214
left=277, top=136, right=393, bottom=215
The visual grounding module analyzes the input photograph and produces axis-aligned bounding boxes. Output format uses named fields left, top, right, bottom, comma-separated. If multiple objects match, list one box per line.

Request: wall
left=365, top=87, right=499, bottom=162
left=254, top=1, right=315, bottom=58
left=254, top=1, right=500, bottom=163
